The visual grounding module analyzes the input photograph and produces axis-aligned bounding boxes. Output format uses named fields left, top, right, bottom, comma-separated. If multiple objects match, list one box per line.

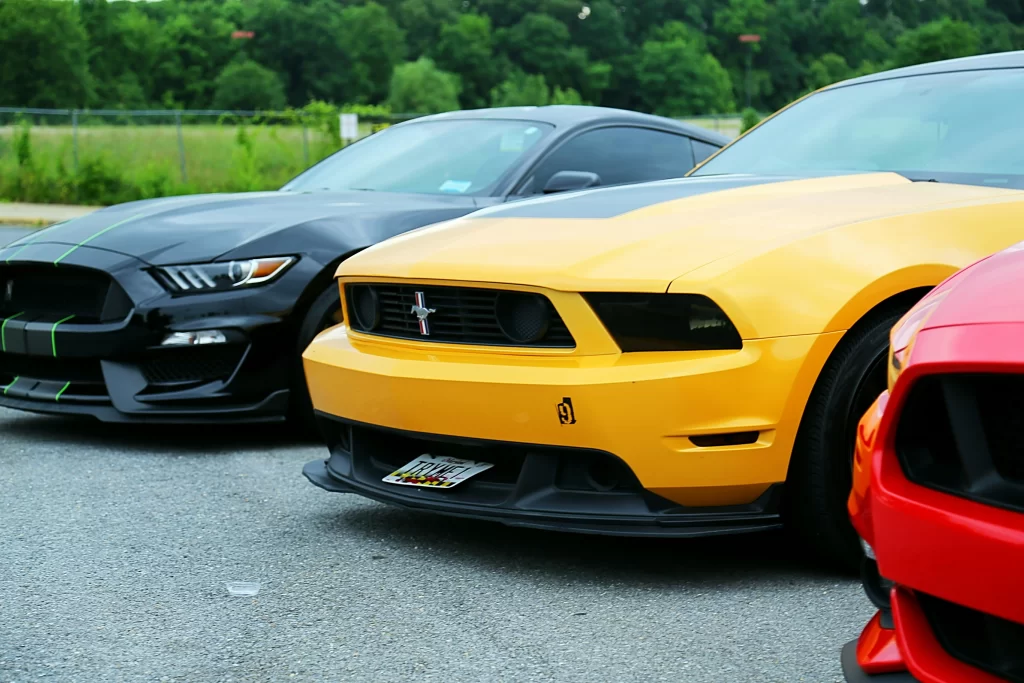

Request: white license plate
left=382, top=454, right=494, bottom=489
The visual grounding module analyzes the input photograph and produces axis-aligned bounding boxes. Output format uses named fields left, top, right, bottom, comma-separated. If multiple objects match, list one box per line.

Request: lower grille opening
left=919, top=592, right=1024, bottom=683
left=0, top=353, right=108, bottom=401
left=140, top=345, right=246, bottom=387
left=0, top=353, right=104, bottom=384
left=895, top=374, right=1024, bottom=512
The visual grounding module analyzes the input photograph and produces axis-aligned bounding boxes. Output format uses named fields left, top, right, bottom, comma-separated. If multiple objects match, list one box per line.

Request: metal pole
left=745, top=49, right=753, bottom=110
left=175, top=111, right=187, bottom=183
left=302, top=120, right=310, bottom=167
left=71, top=109, right=79, bottom=175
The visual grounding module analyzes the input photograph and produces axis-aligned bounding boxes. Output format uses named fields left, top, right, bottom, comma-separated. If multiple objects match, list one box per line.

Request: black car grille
left=344, top=284, right=575, bottom=348
left=140, top=346, right=246, bottom=386
left=918, top=592, right=1024, bottom=683
left=895, top=374, right=1024, bottom=512
left=0, top=264, right=133, bottom=323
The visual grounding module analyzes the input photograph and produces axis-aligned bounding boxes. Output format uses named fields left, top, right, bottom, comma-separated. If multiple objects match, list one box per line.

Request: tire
left=289, top=282, right=345, bottom=437
left=785, top=304, right=910, bottom=572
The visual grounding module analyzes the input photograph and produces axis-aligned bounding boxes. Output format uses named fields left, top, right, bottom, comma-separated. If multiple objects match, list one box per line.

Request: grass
left=0, top=117, right=740, bottom=206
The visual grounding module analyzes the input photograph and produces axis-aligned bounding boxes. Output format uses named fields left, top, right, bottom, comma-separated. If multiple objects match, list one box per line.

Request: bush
left=386, top=58, right=461, bottom=114
left=740, top=107, right=762, bottom=134
left=490, top=72, right=550, bottom=107
left=212, top=60, right=288, bottom=111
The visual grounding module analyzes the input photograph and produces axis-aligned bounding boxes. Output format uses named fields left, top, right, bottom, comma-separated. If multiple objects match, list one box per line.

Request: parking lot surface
left=0, top=227, right=871, bottom=681
left=0, top=409, right=871, bottom=683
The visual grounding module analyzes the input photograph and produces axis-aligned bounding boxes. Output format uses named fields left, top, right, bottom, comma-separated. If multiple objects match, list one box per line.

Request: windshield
left=283, top=119, right=553, bottom=196
left=693, top=68, right=1024, bottom=189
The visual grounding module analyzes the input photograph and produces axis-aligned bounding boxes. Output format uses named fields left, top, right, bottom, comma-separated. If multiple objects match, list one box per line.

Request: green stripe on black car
left=50, top=315, right=75, bottom=357
left=1, top=312, right=23, bottom=352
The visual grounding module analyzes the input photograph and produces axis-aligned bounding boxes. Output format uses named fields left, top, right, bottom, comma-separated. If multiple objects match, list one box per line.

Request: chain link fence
left=0, top=107, right=742, bottom=205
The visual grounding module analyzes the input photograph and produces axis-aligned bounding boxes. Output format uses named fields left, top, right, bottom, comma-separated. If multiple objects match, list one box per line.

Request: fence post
left=71, top=109, right=79, bottom=175
left=302, top=120, right=310, bottom=167
left=175, top=111, right=187, bottom=183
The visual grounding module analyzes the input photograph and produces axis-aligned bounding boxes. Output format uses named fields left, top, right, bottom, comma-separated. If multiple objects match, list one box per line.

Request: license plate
left=382, top=454, right=494, bottom=489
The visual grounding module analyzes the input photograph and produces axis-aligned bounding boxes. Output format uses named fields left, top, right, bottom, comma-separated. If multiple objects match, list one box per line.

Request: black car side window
left=518, top=126, right=702, bottom=196
left=692, top=139, right=721, bottom=164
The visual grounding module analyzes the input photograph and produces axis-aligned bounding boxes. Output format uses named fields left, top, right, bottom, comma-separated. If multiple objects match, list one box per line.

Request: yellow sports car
left=302, top=52, right=1024, bottom=568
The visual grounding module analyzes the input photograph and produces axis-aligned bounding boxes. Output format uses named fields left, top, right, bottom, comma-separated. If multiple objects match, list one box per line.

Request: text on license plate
left=382, top=454, right=494, bottom=489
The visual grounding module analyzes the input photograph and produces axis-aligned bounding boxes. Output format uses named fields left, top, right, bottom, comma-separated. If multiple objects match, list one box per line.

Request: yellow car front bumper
left=303, top=321, right=841, bottom=536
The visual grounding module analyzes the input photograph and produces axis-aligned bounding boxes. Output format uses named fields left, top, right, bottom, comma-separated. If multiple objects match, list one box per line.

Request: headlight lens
left=583, top=293, right=742, bottom=352
left=888, top=291, right=948, bottom=390
left=154, top=257, right=295, bottom=294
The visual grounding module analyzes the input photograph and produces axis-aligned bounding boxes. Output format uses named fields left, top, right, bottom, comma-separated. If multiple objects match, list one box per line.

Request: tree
left=433, top=14, right=501, bottom=109
left=387, top=58, right=461, bottom=113
left=395, top=0, right=461, bottom=58
left=147, top=2, right=240, bottom=108
left=490, top=72, right=551, bottom=107
left=636, top=22, right=735, bottom=116
left=212, top=60, right=287, bottom=110
left=891, top=18, right=982, bottom=68
left=337, top=2, right=408, bottom=103
left=805, top=53, right=853, bottom=91
left=0, top=0, right=92, bottom=107
left=497, top=14, right=589, bottom=93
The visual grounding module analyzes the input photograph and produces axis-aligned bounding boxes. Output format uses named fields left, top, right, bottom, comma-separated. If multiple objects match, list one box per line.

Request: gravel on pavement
left=0, top=408, right=873, bottom=683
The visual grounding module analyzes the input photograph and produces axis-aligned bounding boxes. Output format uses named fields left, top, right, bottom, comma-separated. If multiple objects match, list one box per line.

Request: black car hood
left=22, top=191, right=481, bottom=266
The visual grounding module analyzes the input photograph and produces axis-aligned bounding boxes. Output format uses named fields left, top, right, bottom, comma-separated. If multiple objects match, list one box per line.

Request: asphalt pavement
left=0, top=226, right=872, bottom=682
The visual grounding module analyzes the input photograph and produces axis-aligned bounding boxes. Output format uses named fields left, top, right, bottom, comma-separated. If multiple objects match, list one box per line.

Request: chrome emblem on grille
left=410, top=291, right=436, bottom=336
left=3, top=279, right=11, bottom=303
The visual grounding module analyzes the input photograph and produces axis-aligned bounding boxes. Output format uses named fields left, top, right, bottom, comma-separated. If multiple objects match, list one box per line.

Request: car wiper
left=903, top=176, right=940, bottom=183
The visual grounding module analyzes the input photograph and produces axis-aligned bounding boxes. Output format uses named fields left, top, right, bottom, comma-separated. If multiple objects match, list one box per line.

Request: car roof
left=403, top=105, right=731, bottom=145
left=832, top=49, right=1024, bottom=89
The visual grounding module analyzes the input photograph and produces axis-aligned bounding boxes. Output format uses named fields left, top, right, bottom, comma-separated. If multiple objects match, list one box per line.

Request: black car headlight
left=583, top=293, right=742, bottom=352
left=153, top=257, right=295, bottom=294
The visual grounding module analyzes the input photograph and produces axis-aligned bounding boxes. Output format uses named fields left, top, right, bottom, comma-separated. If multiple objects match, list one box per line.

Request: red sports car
left=843, top=242, right=1024, bottom=683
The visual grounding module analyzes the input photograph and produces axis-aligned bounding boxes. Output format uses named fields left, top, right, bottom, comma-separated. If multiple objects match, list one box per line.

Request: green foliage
left=213, top=60, right=287, bottom=111
left=387, top=58, right=461, bottom=113
left=490, top=72, right=552, bottom=107
left=551, top=87, right=585, bottom=106
left=740, top=107, right=762, bottom=133
left=636, top=22, right=736, bottom=116
left=337, top=2, right=408, bottom=103
left=805, top=53, right=853, bottom=91
left=891, top=18, right=983, bottom=68
left=0, top=0, right=1020, bottom=204
left=0, top=0, right=92, bottom=107
left=433, top=14, right=501, bottom=109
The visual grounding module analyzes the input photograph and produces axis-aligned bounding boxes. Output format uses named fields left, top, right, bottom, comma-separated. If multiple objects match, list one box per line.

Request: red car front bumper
left=844, top=323, right=1024, bottom=683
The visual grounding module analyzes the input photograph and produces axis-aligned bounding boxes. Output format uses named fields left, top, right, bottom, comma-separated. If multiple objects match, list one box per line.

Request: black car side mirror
left=542, top=170, right=601, bottom=194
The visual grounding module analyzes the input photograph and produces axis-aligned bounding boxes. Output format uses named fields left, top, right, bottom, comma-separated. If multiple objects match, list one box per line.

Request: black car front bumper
left=0, top=244, right=309, bottom=423
left=304, top=414, right=784, bottom=537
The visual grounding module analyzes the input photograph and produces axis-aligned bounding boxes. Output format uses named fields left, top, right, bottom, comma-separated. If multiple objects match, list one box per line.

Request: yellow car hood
left=338, top=172, right=1015, bottom=292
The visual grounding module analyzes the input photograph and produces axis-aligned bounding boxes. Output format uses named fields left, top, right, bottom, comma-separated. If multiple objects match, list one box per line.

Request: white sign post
left=339, top=113, right=359, bottom=142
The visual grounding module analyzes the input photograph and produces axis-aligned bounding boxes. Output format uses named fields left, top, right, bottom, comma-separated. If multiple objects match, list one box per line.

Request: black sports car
left=0, top=106, right=727, bottom=425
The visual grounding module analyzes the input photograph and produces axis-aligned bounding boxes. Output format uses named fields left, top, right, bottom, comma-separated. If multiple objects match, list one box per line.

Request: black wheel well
left=292, top=248, right=364, bottom=327
left=809, top=285, right=934, bottom=398
left=851, top=287, right=934, bottom=333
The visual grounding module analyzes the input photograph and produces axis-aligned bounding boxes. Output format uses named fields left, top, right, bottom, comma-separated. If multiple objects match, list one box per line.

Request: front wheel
left=289, top=283, right=345, bottom=436
left=785, top=305, right=909, bottom=572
